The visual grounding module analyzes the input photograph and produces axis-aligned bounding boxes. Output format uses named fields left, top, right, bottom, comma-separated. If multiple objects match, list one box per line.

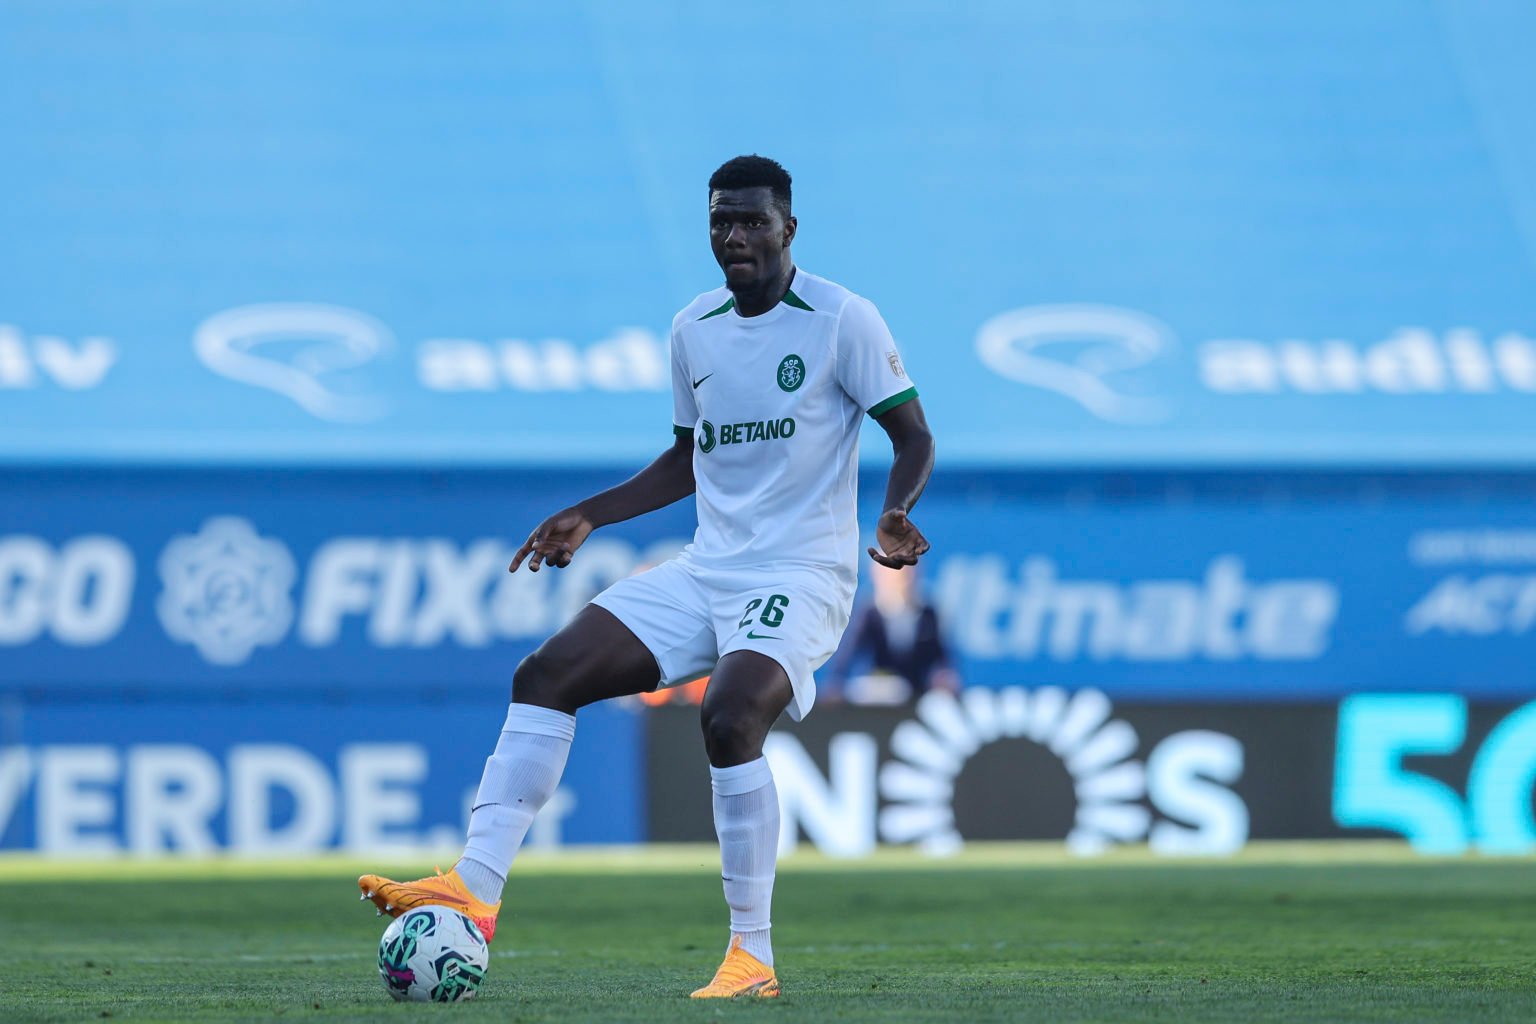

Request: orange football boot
left=358, top=866, right=500, bottom=943
left=689, top=936, right=780, bottom=999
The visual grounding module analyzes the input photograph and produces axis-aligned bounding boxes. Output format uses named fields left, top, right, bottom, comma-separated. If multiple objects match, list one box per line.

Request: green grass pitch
left=4, top=843, right=1533, bottom=1023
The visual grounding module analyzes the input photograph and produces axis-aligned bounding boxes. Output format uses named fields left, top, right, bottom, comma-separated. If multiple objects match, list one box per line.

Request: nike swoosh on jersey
left=693, top=374, right=713, bottom=389
left=745, top=630, right=779, bottom=640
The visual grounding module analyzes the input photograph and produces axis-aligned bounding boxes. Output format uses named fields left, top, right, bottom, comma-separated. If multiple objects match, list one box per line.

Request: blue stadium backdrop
left=1, top=1, right=1534, bottom=855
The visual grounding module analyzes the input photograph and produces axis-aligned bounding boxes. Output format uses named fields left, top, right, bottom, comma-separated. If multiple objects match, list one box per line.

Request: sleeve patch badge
left=887, top=351, right=907, bottom=378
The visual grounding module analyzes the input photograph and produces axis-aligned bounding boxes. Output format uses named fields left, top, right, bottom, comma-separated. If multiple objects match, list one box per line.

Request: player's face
left=709, top=187, right=796, bottom=290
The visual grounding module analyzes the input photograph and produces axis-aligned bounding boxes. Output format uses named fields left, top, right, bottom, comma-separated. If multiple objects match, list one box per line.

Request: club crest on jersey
left=887, top=351, right=906, bottom=378
left=698, top=419, right=718, bottom=453
left=777, top=354, right=806, bottom=392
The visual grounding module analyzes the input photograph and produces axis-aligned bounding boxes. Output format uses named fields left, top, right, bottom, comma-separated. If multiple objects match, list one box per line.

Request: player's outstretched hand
left=510, top=506, right=595, bottom=572
left=867, top=508, right=930, bottom=569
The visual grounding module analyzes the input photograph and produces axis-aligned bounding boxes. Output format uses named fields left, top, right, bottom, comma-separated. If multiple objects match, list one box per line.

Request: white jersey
left=669, top=268, right=917, bottom=590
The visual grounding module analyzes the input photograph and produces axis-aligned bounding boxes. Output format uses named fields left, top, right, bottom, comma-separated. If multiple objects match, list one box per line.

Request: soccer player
left=359, top=154, right=935, bottom=999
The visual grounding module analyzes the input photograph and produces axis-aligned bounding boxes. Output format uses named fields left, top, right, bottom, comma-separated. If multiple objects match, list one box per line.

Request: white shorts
left=590, top=557, right=852, bottom=721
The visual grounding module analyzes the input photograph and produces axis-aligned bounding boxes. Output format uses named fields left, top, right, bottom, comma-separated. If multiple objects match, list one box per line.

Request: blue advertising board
left=0, top=468, right=695, bottom=690
left=920, top=472, right=1536, bottom=699
left=0, top=698, right=643, bottom=853
left=3, top=462, right=1532, bottom=856
left=3, top=468, right=1533, bottom=701
left=2, top=1, right=1535, bottom=468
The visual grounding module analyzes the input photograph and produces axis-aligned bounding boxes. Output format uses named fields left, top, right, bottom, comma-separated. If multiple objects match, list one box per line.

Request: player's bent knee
left=513, top=645, right=624, bottom=713
left=511, top=650, right=569, bottom=710
left=700, top=706, right=765, bottom=766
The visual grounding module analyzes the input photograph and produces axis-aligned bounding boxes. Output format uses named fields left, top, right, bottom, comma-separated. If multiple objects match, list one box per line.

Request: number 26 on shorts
left=739, top=593, right=790, bottom=630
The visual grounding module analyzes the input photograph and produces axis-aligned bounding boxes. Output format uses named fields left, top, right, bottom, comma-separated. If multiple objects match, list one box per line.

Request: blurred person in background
left=825, top=561, right=958, bottom=704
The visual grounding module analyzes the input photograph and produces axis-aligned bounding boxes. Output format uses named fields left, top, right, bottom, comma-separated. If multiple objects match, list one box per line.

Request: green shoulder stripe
left=868, top=386, right=918, bottom=419
left=673, top=423, right=694, bottom=437
left=782, top=288, right=814, bottom=312
left=698, top=297, right=735, bottom=320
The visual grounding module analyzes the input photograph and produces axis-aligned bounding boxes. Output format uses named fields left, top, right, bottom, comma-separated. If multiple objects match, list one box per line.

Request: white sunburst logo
left=877, top=687, right=1150, bottom=856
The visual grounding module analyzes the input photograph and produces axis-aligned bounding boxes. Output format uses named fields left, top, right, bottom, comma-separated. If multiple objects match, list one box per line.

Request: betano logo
left=697, top=417, right=796, bottom=452
left=976, top=304, right=1536, bottom=423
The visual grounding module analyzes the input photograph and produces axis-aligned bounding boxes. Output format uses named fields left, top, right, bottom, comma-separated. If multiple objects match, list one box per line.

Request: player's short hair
left=709, top=155, right=792, bottom=217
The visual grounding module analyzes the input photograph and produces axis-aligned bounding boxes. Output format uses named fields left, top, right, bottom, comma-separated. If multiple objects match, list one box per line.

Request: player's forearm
left=575, top=440, right=696, bottom=529
left=880, top=428, right=934, bottom=514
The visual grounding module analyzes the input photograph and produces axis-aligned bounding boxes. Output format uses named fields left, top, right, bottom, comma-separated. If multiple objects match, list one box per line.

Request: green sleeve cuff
left=673, top=423, right=694, bottom=437
left=867, top=386, right=918, bottom=419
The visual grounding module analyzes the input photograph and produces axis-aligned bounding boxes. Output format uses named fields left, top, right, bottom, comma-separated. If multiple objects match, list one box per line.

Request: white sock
left=456, top=703, right=576, bottom=904
left=454, top=857, right=503, bottom=902
left=710, top=757, right=779, bottom=968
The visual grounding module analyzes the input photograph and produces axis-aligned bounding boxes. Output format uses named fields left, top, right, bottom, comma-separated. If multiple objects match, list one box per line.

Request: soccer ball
left=377, top=906, right=489, bottom=1002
